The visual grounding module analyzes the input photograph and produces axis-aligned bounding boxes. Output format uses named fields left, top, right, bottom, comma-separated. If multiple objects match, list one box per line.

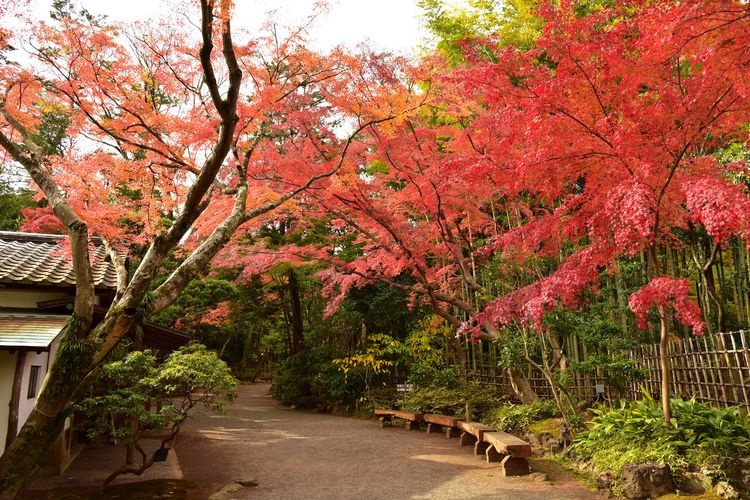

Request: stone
left=680, top=472, right=711, bottom=494
left=715, top=481, right=739, bottom=499
left=237, top=477, right=258, bottom=487
left=208, top=482, right=244, bottom=500
left=527, top=432, right=553, bottom=447
left=717, top=456, right=750, bottom=492
left=550, top=439, right=564, bottom=453
left=500, top=455, right=530, bottom=477
left=528, top=472, right=548, bottom=483
left=596, top=470, right=614, bottom=490
left=620, top=463, right=675, bottom=499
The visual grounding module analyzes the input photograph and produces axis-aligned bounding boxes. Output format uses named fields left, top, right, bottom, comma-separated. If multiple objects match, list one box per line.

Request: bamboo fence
left=465, top=330, right=750, bottom=412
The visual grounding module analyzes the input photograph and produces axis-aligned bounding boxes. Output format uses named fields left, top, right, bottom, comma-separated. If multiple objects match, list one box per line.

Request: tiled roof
left=0, top=232, right=118, bottom=289
left=0, top=313, right=68, bottom=349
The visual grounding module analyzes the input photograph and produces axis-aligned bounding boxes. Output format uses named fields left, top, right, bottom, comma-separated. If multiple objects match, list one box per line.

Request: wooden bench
left=423, top=414, right=462, bottom=438
left=374, top=409, right=424, bottom=431
left=457, top=421, right=497, bottom=456
left=482, top=431, right=532, bottom=476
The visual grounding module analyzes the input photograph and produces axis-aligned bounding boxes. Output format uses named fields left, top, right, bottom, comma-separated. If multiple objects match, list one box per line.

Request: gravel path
left=178, top=384, right=598, bottom=500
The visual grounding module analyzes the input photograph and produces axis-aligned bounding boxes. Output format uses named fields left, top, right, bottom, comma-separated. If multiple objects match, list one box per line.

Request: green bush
left=270, top=351, right=356, bottom=409
left=573, top=394, right=750, bottom=487
left=482, top=399, right=561, bottom=433
left=397, top=382, right=504, bottom=420
left=407, top=363, right=462, bottom=389
left=77, top=344, right=237, bottom=442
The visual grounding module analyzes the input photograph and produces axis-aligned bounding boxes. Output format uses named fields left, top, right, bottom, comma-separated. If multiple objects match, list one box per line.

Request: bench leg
left=460, top=431, right=477, bottom=447
left=426, top=423, right=442, bottom=434
left=500, top=455, right=530, bottom=476
left=445, top=427, right=460, bottom=439
left=474, top=440, right=490, bottom=456
left=485, top=444, right=506, bottom=463
left=405, top=420, right=420, bottom=431
left=378, top=416, right=393, bottom=428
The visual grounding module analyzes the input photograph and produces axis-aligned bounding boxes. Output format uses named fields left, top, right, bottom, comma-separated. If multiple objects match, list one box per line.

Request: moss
left=659, top=493, right=720, bottom=500
left=530, top=456, right=598, bottom=492
left=527, top=417, right=564, bottom=438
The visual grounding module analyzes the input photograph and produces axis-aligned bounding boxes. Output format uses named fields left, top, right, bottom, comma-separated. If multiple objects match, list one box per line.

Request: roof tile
left=0, top=232, right=117, bottom=289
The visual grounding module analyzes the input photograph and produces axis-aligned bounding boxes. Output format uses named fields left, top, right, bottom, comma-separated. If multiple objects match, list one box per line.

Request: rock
left=208, top=482, right=244, bottom=500
left=680, top=472, right=711, bottom=494
left=528, top=472, right=548, bottom=483
left=550, top=439, right=565, bottom=453
left=715, top=481, right=739, bottom=499
left=596, top=470, right=614, bottom=490
left=527, top=432, right=554, bottom=447
left=620, top=463, right=675, bottom=499
left=717, top=456, right=750, bottom=492
left=237, top=477, right=259, bottom=487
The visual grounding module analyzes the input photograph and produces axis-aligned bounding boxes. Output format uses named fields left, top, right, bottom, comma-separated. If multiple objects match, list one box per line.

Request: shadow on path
left=178, top=383, right=598, bottom=500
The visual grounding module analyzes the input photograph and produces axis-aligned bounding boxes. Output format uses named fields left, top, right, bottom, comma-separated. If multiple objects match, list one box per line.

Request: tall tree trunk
left=288, top=270, right=304, bottom=356
left=731, top=238, right=748, bottom=324
left=658, top=306, right=672, bottom=422
left=615, top=264, right=629, bottom=334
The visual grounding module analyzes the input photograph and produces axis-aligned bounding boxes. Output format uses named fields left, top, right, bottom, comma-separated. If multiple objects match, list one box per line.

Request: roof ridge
left=0, top=231, right=105, bottom=245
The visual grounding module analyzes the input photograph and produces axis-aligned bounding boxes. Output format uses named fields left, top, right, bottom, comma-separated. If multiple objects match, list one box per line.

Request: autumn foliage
left=303, top=0, right=750, bottom=344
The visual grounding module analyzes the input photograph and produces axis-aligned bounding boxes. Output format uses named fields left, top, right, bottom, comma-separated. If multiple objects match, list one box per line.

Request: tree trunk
left=657, top=306, right=672, bottom=423
left=508, top=367, right=537, bottom=404
left=548, top=332, right=566, bottom=371
left=288, top=270, right=304, bottom=356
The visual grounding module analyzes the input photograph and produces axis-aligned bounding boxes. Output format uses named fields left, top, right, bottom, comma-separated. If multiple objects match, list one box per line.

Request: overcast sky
left=27, top=0, right=428, bottom=56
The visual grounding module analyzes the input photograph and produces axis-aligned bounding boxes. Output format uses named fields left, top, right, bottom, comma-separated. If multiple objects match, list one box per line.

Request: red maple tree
left=294, top=0, right=750, bottom=418
left=0, top=1, right=420, bottom=493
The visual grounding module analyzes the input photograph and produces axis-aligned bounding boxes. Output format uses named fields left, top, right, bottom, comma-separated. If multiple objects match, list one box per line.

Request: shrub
left=407, top=363, right=462, bottom=389
left=270, top=351, right=355, bottom=409
left=482, top=399, right=561, bottom=433
left=397, top=382, right=504, bottom=420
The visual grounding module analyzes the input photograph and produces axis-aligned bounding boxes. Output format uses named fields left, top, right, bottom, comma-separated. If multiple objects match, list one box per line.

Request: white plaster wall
left=17, top=351, right=50, bottom=430
left=0, top=351, right=18, bottom=448
left=0, top=290, right=71, bottom=309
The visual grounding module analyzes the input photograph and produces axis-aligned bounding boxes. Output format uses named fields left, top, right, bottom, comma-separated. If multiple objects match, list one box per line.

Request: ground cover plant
left=573, top=393, right=750, bottom=492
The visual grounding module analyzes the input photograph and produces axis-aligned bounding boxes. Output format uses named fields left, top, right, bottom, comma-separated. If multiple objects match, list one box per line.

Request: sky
left=28, top=0, right=428, bottom=56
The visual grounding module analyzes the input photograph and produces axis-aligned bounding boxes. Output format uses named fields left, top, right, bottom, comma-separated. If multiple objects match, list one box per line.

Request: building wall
left=17, top=350, right=51, bottom=431
left=0, top=351, right=18, bottom=448
left=0, top=290, right=71, bottom=309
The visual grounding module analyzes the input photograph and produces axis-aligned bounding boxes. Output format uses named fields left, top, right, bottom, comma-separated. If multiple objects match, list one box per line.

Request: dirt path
left=177, top=384, right=598, bottom=499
